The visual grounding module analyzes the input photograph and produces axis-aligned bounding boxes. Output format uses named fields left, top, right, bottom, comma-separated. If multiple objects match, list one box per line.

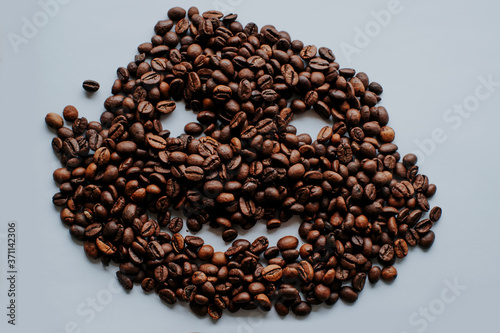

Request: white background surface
left=0, top=0, right=499, bottom=332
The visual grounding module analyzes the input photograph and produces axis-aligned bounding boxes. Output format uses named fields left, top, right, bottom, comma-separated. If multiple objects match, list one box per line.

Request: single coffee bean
left=82, top=80, right=100, bottom=92
left=45, top=113, right=64, bottom=129
left=291, top=301, right=312, bottom=316
left=419, top=231, right=435, bottom=249
left=368, top=266, right=382, bottom=284
left=262, top=264, right=283, bottom=282
left=429, top=206, right=442, bottom=222
left=277, top=236, right=299, bottom=251
left=339, top=286, right=358, bottom=303
left=63, top=105, right=79, bottom=122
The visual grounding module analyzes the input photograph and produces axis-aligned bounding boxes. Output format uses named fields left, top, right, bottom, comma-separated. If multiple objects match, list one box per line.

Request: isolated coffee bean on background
left=82, top=80, right=100, bottom=92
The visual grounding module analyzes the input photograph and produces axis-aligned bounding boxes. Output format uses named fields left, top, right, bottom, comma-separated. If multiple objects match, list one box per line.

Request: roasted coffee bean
left=63, top=105, right=79, bottom=122
left=381, top=266, right=398, bottom=281
left=292, top=302, right=312, bottom=316
left=116, top=271, right=133, bottom=290
left=82, top=80, right=100, bottom=92
left=394, top=239, right=409, bottom=258
left=352, top=273, right=366, bottom=292
left=429, top=206, right=442, bottom=222
left=339, top=286, right=358, bottom=303
left=172, top=233, right=185, bottom=253
left=168, top=217, right=183, bottom=233
left=262, top=264, right=283, bottom=282
left=368, top=266, right=382, bottom=284
left=159, top=288, right=177, bottom=304
left=277, top=236, right=298, bottom=251
left=47, top=7, right=441, bottom=320
left=45, top=113, right=64, bottom=129
left=157, top=100, right=176, bottom=114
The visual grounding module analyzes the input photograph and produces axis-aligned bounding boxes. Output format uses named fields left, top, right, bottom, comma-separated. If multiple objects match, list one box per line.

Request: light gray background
left=0, top=0, right=499, bottom=332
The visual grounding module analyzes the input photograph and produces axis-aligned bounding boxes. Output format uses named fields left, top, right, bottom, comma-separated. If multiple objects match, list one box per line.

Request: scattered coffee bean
left=47, top=6, right=441, bottom=320
left=82, top=80, right=100, bottom=92
left=63, top=105, right=79, bottom=122
left=45, top=113, right=64, bottom=129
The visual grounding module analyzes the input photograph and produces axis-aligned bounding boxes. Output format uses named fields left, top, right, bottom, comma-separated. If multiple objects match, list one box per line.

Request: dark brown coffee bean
left=156, top=100, right=176, bottom=114
left=277, top=236, right=298, bottom=251
left=172, top=233, right=185, bottom=253
left=292, top=302, right=311, bottom=316
left=352, top=273, right=366, bottom=292
left=45, top=113, right=64, bottom=129
left=116, top=271, right=133, bottom=290
left=168, top=7, right=186, bottom=20
left=46, top=9, right=442, bottom=319
left=159, top=288, right=176, bottom=304
left=368, top=266, right=382, bottom=283
left=381, top=266, right=397, bottom=281
left=414, top=218, right=433, bottom=234
left=429, top=206, right=442, bottom=222
left=82, top=80, right=100, bottom=92
left=378, top=244, right=394, bottom=262
left=185, top=166, right=204, bottom=181
left=339, top=286, right=358, bottom=303
left=63, top=105, right=79, bottom=122
left=168, top=217, right=183, bottom=233
left=419, top=231, right=435, bottom=249
left=394, top=239, right=409, bottom=258
left=262, top=264, right=282, bottom=282
left=300, top=45, right=317, bottom=60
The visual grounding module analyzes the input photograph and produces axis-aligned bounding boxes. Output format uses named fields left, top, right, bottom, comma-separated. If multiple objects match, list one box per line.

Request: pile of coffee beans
left=47, top=6, right=442, bottom=319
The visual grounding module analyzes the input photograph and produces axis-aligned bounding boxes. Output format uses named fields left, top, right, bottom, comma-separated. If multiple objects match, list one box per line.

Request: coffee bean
left=291, top=302, right=311, bottom=316
left=116, top=271, right=133, bottom=290
left=394, top=239, right=408, bottom=258
left=297, top=260, right=314, bottom=283
left=378, top=244, right=394, bottom=262
left=185, top=166, right=204, bottom=181
left=339, top=286, right=358, bottom=303
left=429, top=206, right=442, bottom=222
left=168, top=217, right=183, bottom=233
left=154, top=265, right=169, bottom=283
left=277, top=236, right=298, bottom=251
left=381, top=266, right=397, bottom=281
left=147, top=134, right=167, bottom=149
left=156, top=100, right=176, bottom=114
left=281, top=64, right=299, bottom=86
left=47, top=7, right=442, bottom=320
left=262, top=264, right=282, bottom=282
left=184, top=122, right=204, bottom=136
left=82, top=80, right=100, bottom=92
left=419, top=231, right=435, bottom=249
left=63, top=106, right=79, bottom=122
left=368, top=266, right=382, bottom=284
left=213, top=85, right=232, bottom=100
left=352, top=273, right=366, bottom=292
left=167, top=6, right=186, bottom=20
left=414, top=218, right=433, bottom=234
left=159, top=288, right=176, bottom=304
left=45, top=113, right=64, bottom=129
left=300, top=45, right=317, bottom=60
left=172, top=233, right=185, bottom=253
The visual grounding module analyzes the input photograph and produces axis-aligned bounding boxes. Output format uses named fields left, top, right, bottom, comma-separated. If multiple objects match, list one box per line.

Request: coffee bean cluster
left=47, top=6, right=442, bottom=319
